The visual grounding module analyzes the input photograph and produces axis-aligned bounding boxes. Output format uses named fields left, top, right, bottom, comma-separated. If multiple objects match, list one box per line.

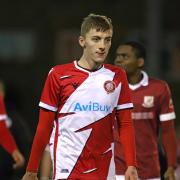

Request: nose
left=99, top=40, right=105, bottom=51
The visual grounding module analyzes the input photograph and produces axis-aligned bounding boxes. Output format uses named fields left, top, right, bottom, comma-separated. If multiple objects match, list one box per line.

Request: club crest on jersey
left=104, top=80, right=116, bottom=93
left=142, top=96, right=154, bottom=108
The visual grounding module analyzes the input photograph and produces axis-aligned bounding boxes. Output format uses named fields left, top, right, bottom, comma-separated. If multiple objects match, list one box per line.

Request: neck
left=78, top=55, right=102, bottom=71
left=128, top=70, right=142, bottom=85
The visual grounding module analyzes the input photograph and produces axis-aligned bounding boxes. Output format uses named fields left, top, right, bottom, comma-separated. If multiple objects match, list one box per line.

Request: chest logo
left=142, top=96, right=154, bottom=108
left=104, top=80, right=116, bottom=94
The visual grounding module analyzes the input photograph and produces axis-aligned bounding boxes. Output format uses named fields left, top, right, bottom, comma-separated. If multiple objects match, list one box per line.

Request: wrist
left=167, top=166, right=175, bottom=170
left=40, top=177, right=49, bottom=180
left=12, top=148, right=19, bottom=155
left=127, top=166, right=137, bottom=170
left=127, top=165, right=136, bottom=168
left=26, top=172, right=38, bottom=177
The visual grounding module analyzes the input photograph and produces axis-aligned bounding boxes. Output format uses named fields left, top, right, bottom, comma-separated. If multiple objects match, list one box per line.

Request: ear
left=79, top=36, right=85, bottom=48
left=138, top=58, right=144, bottom=68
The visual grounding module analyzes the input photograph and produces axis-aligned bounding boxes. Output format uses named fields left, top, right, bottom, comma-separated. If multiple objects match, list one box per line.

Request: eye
left=106, top=38, right=111, bottom=43
left=116, top=53, right=129, bottom=60
left=123, top=54, right=129, bottom=59
left=92, top=37, right=99, bottom=42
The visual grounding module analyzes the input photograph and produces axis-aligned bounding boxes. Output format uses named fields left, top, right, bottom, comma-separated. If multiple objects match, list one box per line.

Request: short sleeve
left=159, top=82, right=176, bottom=121
left=39, top=68, right=61, bottom=112
left=116, top=70, right=133, bottom=111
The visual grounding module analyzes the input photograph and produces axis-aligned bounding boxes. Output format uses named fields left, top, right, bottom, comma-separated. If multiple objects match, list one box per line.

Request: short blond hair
left=80, top=13, right=113, bottom=37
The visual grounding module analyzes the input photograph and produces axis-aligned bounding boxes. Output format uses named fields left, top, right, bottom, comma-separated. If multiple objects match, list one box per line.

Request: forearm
left=116, top=109, right=136, bottom=166
left=161, top=120, right=177, bottom=167
left=27, top=109, right=55, bottom=172
left=27, top=128, right=50, bottom=172
left=40, top=149, right=52, bottom=179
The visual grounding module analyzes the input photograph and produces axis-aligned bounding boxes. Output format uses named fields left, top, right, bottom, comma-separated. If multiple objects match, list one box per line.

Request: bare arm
left=40, top=145, right=52, bottom=180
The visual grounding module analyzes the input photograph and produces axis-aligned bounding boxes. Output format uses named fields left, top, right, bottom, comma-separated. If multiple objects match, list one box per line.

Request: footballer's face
left=79, top=28, right=112, bottom=65
left=114, top=45, right=144, bottom=76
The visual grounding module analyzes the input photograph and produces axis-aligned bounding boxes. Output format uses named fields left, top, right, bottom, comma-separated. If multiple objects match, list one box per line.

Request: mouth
left=96, top=52, right=106, bottom=56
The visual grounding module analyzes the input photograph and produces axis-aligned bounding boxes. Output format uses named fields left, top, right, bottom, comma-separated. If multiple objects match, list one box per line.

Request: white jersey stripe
left=60, top=75, right=73, bottom=79
left=107, top=143, right=115, bottom=180
left=0, top=114, right=7, bottom=121
left=116, top=103, right=133, bottom=110
left=55, top=128, right=92, bottom=179
left=83, top=168, right=97, bottom=174
left=116, top=175, right=160, bottom=180
left=160, top=112, right=176, bottom=121
left=39, top=102, right=57, bottom=112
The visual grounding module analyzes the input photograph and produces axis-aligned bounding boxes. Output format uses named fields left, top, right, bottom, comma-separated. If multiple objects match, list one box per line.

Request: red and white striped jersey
left=39, top=61, right=133, bottom=179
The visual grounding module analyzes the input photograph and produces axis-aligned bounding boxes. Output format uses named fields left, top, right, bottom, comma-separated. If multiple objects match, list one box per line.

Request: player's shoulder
left=149, top=77, right=169, bottom=89
left=104, top=63, right=126, bottom=75
left=49, top=61, right=74, bottom=75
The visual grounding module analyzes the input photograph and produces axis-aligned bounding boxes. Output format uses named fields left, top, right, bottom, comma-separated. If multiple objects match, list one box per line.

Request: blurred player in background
left=22, top=14, right=138, bottom=180
left=114, top=41, right=177, bottom=180
left=0, top=80, right=25, bottom=171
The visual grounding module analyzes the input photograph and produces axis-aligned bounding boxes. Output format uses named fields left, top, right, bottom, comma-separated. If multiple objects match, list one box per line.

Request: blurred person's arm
left=0, top=120, right=25, bottom=169
left=0, top=81, right=25, bottom=169
left=12, top=149, right=25, bottom=169
left=22, top=108, right=55, bottom=180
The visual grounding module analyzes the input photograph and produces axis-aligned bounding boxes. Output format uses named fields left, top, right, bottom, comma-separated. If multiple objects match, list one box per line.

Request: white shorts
left=115, top=175, right=125, bottom=180
left=115, top=175, right=160, bottom=180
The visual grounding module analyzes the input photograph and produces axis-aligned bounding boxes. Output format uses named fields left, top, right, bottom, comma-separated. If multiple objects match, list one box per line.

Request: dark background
left=0, top=0, right=179, bottom=179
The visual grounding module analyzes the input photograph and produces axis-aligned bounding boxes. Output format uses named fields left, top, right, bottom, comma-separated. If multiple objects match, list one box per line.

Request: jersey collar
left=74, top=60, right=104, bottom=74
left=129, top=71, right=149, bottom=90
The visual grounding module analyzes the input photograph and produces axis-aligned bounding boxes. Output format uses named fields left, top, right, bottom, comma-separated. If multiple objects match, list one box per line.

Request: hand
left=125, top=166, right=138, bottom=180
left=22, top=172, right=38, bottom=180
left=164, top=166, right=175, bottom=180
left=12, top=149, right=25, bottom=169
